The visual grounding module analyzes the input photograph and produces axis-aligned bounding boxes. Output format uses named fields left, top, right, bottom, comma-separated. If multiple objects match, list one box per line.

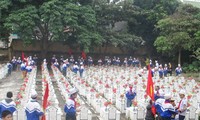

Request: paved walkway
left=0, top=71, right=24, bottom=100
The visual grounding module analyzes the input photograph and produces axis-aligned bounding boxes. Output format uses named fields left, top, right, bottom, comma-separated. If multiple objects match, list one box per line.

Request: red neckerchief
left=177, top=99, right=182, bottom=109
left=69, top=97, right=77, bottom=108
left=157, top=90, right=159, bottom=95
left=129, top=86, right=133, bottom=93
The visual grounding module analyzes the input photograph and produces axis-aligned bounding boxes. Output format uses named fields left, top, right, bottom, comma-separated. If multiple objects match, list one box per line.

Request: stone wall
left=10, top=40, right=148, bottom=64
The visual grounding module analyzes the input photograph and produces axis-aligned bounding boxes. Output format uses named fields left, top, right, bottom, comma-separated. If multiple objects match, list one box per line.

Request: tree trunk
left=104, top=42, right=108, bottom=54
left=178, top=49, right=181, bottom=65
left=41, top=37, right=48, bottom=59
left=8, top=47, right=12, bottom=61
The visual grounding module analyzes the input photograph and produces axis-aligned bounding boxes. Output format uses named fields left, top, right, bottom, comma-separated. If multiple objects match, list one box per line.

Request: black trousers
left=161, top=117, right=171, bottom=120
left=66, top=115, right=76, bottom=120
left=179, top=115, right=185, bottom=120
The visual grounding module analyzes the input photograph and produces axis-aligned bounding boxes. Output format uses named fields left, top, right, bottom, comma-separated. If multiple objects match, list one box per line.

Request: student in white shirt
left=177, top=90, right=187, bottom=120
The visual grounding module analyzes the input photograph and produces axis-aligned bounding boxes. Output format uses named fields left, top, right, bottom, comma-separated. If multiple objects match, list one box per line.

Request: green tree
left=154, top=4, right=200, bottom=64
left=128, top=0, right=179, bottom=56
left=194, top=31, right=200, bottom=60
left=93, top=0, right=144, bottom=54
left=4, top=0, right=101, bottom=58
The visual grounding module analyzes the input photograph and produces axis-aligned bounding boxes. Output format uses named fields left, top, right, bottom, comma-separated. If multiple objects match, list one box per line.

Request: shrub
left=182, top=61, right=200, bottom=73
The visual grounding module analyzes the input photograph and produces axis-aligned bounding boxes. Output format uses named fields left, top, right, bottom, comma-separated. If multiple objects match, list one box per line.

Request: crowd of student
left=6, top=55, right=38, bottom=77
left=149, top=60, right=182, bottom=78
left=7, top=54, right=183, bottom=78
left=2, top=54, right=186, bottom=120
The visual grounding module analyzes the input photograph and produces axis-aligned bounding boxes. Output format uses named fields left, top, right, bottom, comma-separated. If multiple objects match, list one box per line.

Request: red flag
left=42, top=83, right=49, bottom=120
left=21, top=52, right=25, bottom=61
left=146, top=65, right=154, bottom=100
left=146, top=65, right=156, bottom=115
left=81, top=51, right=86, bottom=60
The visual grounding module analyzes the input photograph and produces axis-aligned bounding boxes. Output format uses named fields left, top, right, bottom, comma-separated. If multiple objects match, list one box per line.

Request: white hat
left=179, top=89, right=186, bottom=95
left=31, top=90, right=38, bottom=99
left=69, top=88, right=78, bottom=96
left=164, top=93, right=172, bottom=100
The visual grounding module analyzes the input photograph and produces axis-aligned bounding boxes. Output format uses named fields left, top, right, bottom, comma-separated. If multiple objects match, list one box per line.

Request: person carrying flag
left=145, top=100, right=155, bottom=120
left=146, top=65, right=156, bottom=117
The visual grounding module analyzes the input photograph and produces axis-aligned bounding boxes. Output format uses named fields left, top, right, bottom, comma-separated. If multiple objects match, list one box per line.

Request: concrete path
left=0, top=71, right=24, bottom=100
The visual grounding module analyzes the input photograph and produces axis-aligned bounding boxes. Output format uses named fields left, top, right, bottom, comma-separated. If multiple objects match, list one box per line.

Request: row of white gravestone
left=12, top=68, right=37, bottom=120
left=93, top=66, right=199, bottom=106
left=83, top=70, right=138, bottom=118
left=84, top=66, right=200, bottom=119
left=41, top=65, right=62, bottom=120
left=0, top=64, right=8, bottom=79
left=51, top=66, right=93, bottom=120
left=68, top=72, right=121, bottom=120
left=51, top=65, right=198, bottom=120
left=12, top=67, right=60, bottom=120
left=19, top=68, right=37, bottom=107
left=73, top=77, right=120, bottom=119
left=51, top=66, right=69, bottom=100
left=13, top=66, right=62, bottom=120
left=12, top=106, right=61, bottom=120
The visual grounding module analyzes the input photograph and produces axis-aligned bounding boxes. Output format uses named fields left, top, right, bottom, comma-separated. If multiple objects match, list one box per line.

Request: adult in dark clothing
left=145, top=100, right=155, bottom=120
left=167, top=63, right=172, bottom=76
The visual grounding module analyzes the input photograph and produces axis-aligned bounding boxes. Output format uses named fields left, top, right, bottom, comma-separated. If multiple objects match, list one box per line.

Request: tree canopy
left=1, top=0, right=200, bottom=63
left=154, top=4, right=200, bottom=64
left=3, top=0, right=102, bottom=57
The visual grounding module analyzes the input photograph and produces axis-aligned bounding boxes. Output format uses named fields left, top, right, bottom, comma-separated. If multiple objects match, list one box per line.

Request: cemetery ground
left=0, top=69, right=126, bottom=120
left=0, top=66, right=200, bottom=120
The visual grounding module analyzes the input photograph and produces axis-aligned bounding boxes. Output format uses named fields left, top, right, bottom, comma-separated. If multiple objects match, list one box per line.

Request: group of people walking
left=7, top=55, right=38, bottom=78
